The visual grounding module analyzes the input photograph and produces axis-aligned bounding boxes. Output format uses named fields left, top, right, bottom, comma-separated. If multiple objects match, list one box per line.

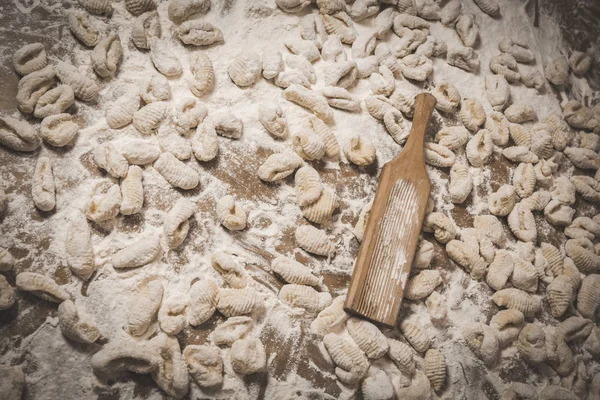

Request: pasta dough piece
left=32, top=156, right=55, bottom=212
left=390, top=89, right=416, bottom=119
left=0, top=275, right=16, bottom=311
left=149, top=38, right=182, bottom=77
left=545, top=55, right=569, bottom=87
left=520, top=67, right=545, bottom=91
left=425, top=291, right=447, bottom=323
left=191, top=120, right=218, bottom=162
left=490, top=53, right=520, bottom=82
left=189, top=52, right=215, bottom=98
left=274, top=69, right=311, bottom=89
left=492, top=288, right=541, bottom=317
left=323, top=333, right=369, bottom=385
left=546, top=275, right=575, bottom=318
left=413, top=239, right=434, bottom=269
left=39, top=113, right=78, bottom=147
left=571, top=175, right=600, bottom=204
left=284, top=84, right=334, bottom=123
left=228, top=50, right=262, bottom=87
left=510, top=257, right=538, bottom=293
left=432, top=82, right=460, bottom=114
left=502, top=146, right=538, bottom=163
left=15, top=272, right=70, bottom=303
left=321, top=12, right=357, bottom=44
left=131, top=11, right=161, bottom=50
left=258, top=152, right=303, bottom=182
left=488, top=184, right=516, bottom=216
left=374, top=7, right=396, bottom=39
left=505, top=103, right=536, bottom=124
left=486, top=75, right=510, bottom=111
left=12, top=42, right=47, bottom=76
left=489, top=309, right=525, bottom=346
left=400, top=320, right=431, bottom=353
left=177, top=20, right=223, bottom=46
left=160, top=134, right=192, bottom=160
left=90, top=336, right=161, bottom=378
left=424, top=142, right=455, bottom=168
left=310, top=295, right=348, bottom=337
left=512, top=162, right=536, bottom=198
left=364, top=95, right=396, bottom=120
left=462, top=322, right=499, bottom=366
left=517, top=323, right=547, bottom=364
left=293, top=131, right=326, bottom=161
left=118, top=139, right=160, bottom=165
left=434, top=126, right=469, bottom=150
left=565, top=216, right=600, bottom=240
left=569, top=51, right=592, bottom=75
left=106, top=91, right=140, bottom=129
left=58, top=300, right=101, bottom=344
left=552, top=176, right=576, bottom=205
left=423, top=212, right=457, bottom=243
left=461, top=98, right=486, bottom=132
left=484, top=111, right=510, bottom=146
left=183, top=345, right=222, bottom=388
left=261, top=47, right=284, bottom=79
left=187, top=280, right=218, bottom=326
left=86, top=183, right=121, bottom=222
left=212, top=316, right=252, bottom=345
left=295, top=224, right=336, bottom=257
left=65, top=212, right=95, bottom=280
left=557, top=316, right=593, bottom=343
left=415, top=35, right=447, bottom=58
left=384, top=109, right=409, bottom=144
left=164, top=198, right=195, bottom=249
left=16, top=64, right=55, bottom=114
left=168, top=0, right=210, bottom=24
left=173, top=97, right=207, bottom=133
left=440, top=0, right=461, bottom=26
left=284, top=37, right=320, bottom=62
left=466, top=129, right=493, bottom=167
left=349, top=0, right=379, bottom=21
left=279, top=284, right=332, bottom=313
left=544, top=199, right=575, bottom=226
left=78, top=0, right=112, bottom=15
left=216, top=287, right=260, bottom=317
left=153, top=152, right=200, bottom=190
left=362, top=367, right=394, bottom=400
left=93, top=142, right=128, bottom=178
left=521, top=190, right=551, bottom=211
left=301, top=188, right=338, bottom=225
left=323, top=60, right=358, bottom=88
left=141, top=75, right=171, bottom=104
left=34, top=85, right=75, bottom=119
left=351, top=33, right=376, bottom=59
left=508, top=203, right=537, bottom=242
left=387, top=338, right=416, bottom=375
left=308, top=115, right=339, bottom=159
left=91, top=34, right=122, bottom=78
left=446, top=239, right=487, bottom=279
left=447, top=45, right=480, bottom=72
left=424, top=348, right=446, bottom=392
left=346, top=317, right=388, bottom=359
left=212, top=251, right=247, bottom=289
left=112, top=234, right=161, bottom=269
left=230, top=337, right=267, bottom=376
left=564, top=147, right=599, bottom=170
left=321, top=35, right=347, bottom=63
left=369, top=65, right=395, bottom=96
left=345, top=135, right=376, bottom=166
left=67, top=11, right=101, bottom=47
left=286, top=54, right=316, bottom=84
left=500, top=39, right=535, bottom=63
left=404, top=270, right=442, bottom=300
left=216, top=195, right=246, bottom=231
left=565, top=237, right=600, bottom=274
left=276, top=0, right=310, bottom=13
left=449, top=162, right=473, bottom=204
left=375, top=43, right=402, bottom=77
left=415, top=0, right=441, bottom=20
left=55, top=62, right=99, bottom=101
left=455, top=14, right=478, bottom=47
left=400, top=54, right=433, bottom=81
left=127, top=279, right=163, bottom=336
left=124, top=0, right=156, bottom=15
left=353, top=201, right=372, bottom=243
left=300, top=14, right=327, bottom=49
left=211, top=111, right=242, bottom=139
left=271, top=256, right=320, bottom=286
left=120, top=166, right=144, bottom=215
left=577, top=274, right=600, bottom=319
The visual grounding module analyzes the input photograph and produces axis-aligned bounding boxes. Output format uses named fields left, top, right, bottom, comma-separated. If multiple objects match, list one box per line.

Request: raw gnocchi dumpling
left=141, top=74, right=171, bottom=104
left=345, top=135, right=376, bottom=166
left=177, top=20, right=223, bottom=46
left=34, top=85, right=75, bottom=119
left=187, top=280, right=218, bottom=326
left=93, top=142, right=128, bottom=178
left=16, top=65, right=55, bottom=113
left=564, top=147, right=599, bottom=170
left=67, top=11, right=101, bottom=47
left=78, top=0, right=113, bottom=15
left=258, top=152, right=303, bottom=182
left=301, top=188, right=339, bottom=225
left=446, top=239, right=487, bottom=279
left=310, top=295, right=349, bottom=337
left=216, top=287, right=260, bottom=317
left=168, top=0, right=210, bottom=24
left=216, top=195, right=246, bottom=231
left=492, top=288, right=541, bottom=317
left=65, top=212, right=95, bottom=280
left=295, top=166, right=322, bottom=207
left=91, top=34, right=123, bottom=78
left=230, top=337, right=266, bottom=375
left=460, top=98, right=486, bottom=132
left=39, top=113, right=79, bottom=147
left=112, top=234, right=162, bottom=269
left=12, top=42, right=47, bottom=76
left=323, top=60, right=359, bottom=88
left=15, top=272, right=70, bottom=303
left=173, top=97, right=207, bottom=133
left=404, top=270, right=442, bottom=300
left=164, top=198, right=195, bottom=249
left=447, top=45, right=480, bottom=72
left=424, top=348, right=446, bottom=392
left=258, top=101, right=288, bottom=139
left=449, top=162, right=472, bottom=204
left=455, top=14, right=478, bottom=47
left=58, top=300, right=101, bottom=344
left=276, top=0, right=311, bottom=13
left=191, top=120, right=218, bottom=162
left=323, top=333, right=369, bottom=385
left=545, top=55, right=569, bottom=87
left=462, top=322, right=499, bottom=366
left=295, top=225, right=336, bottom=258
left=424, top=142, right=456, bottom=168
left=212, top=316, right=252, bottom=345
left=153, top=152, right=200, bottom=190
left=271, top=256, right=320, bottom=286
left=490, top=53, right=520, bottom=82
left=149, top=38, right=182, bottom=77
left=321, top=86, right=360, bottom=112
left=488, top=184, right=517, bottom=216
left=546, top=275, right=575, bottom=318
left=55, top=62, right=99, bottom=102
left=432, top=82, right=460, bottom=114
left=423, top=212, right=457, bottom=244
left=118, top=139, right=160, bottom=165
left=400, top=54, right=433, bottom=81
left=399, top=320, right=431, bottom=353
left=300, top=14, right=328, bottom=49
left=284, top=37, right=320, bottom=62
left=346, top=317, right=388, bottom=359
left=228, top=50, right=262, bottom=87
left=127, top=279, right=163, bottom=336
left=485, top=250, right=514, bottom=291
left=0, top=275, right=16, bottom=311
left=321, top=12, right=357, bottom=44
left=466, top=129, right=493, bottom=167
left=32, top=156, right=55, bottom=212
left=571, top=175, right=600, bottom=204
left=106, top=90, right=140, bottom=129
left=505, top=103, right=536, bottom=124
left=133, top=101, right=168, bottom=134
left=485, top=75, right=510, bottom=111
left=569, top=51, right=592, bottom=75
left=86, top=183, right=121, bottom=223
left=183, top=345, right=222, bottom=388
left=565, top=237, right=600, bottom=274
left=292, top=131, right=326, bottom=161
left=284, top=84, right=334, bottom=124
left=508, top=203, right=537, bottom=242
left=434, top=126, right=469, bottom=151
left=279, top=284, right=332, bottom=313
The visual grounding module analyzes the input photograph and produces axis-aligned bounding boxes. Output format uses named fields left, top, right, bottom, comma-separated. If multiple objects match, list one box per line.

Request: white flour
left=0, top=0, right=598, bottom=399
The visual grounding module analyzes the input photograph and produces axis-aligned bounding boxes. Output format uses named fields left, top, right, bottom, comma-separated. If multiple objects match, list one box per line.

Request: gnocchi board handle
left=344, top=93, right=437, bottom=328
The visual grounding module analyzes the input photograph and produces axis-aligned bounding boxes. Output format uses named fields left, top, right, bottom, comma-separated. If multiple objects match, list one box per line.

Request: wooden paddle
left=345, top=92, right=437, bottom=327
